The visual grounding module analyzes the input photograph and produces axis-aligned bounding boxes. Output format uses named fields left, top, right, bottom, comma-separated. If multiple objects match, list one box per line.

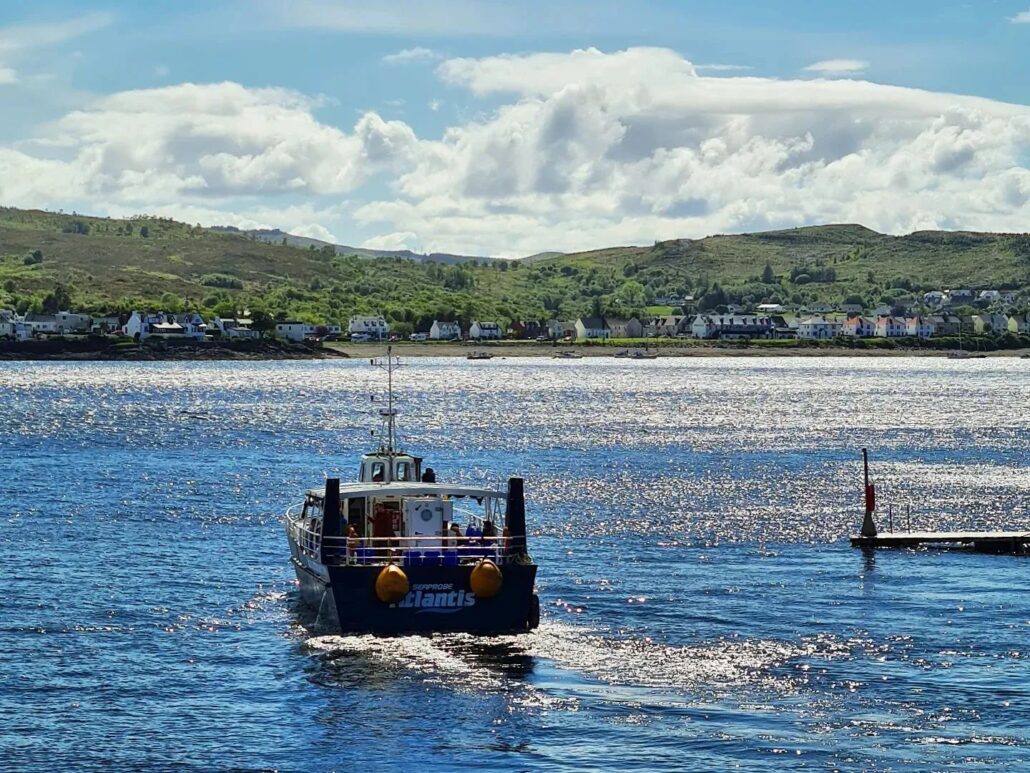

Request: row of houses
left=797, top=313, right=1030, bottom=340
left=505, top=312, right=1030, bottom=342
left=1, top=309, right=274, bottom=343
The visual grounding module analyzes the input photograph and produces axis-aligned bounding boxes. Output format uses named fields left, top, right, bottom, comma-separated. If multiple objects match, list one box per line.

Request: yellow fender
left=375, top=564, right=410, bottom=603
left=470, top=559, right=503, bottom=599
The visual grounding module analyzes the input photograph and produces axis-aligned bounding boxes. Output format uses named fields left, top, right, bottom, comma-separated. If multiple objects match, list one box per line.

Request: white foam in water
left=304, top=620, right=854, bottom=702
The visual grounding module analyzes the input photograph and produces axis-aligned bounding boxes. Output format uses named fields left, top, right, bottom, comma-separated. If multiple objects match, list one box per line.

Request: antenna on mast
left=371, top=345, right=401, bottom=455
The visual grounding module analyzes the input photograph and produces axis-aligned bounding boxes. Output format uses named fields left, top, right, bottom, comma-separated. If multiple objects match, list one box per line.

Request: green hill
left=1, top=207, right=1028, bottom=334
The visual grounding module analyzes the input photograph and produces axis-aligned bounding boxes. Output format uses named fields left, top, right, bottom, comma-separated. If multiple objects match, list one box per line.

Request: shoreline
left=325, top=342, right=1030, bottom=359
left=0, top=340, right=348, bottom=361
left=1, top=340, right=1026, bottom=361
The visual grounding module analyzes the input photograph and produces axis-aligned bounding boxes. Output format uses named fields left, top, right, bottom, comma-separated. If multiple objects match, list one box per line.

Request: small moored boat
left=552, top=350, right=583, bottom=359
left=284, top=349, right=539, bottom=635
left=466, top=351, right=494, bottom=360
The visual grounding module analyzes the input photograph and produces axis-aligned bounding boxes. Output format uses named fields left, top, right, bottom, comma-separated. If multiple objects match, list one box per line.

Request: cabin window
left=395, top=461, right=412, bottom=481
left=371, top=462, right=386, bottom=482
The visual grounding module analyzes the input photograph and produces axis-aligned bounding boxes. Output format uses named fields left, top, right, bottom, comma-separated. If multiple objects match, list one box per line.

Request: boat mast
left=372, top=345, right=400, bottom=456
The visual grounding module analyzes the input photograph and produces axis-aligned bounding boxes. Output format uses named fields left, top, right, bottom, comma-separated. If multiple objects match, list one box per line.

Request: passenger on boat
left=482, top=520, right=498, bottom=543
left=347, top=524, right=360, bottom=556
left=449, top=522, right=463, bottom=544
left=421, top=467, right=437, bottom=483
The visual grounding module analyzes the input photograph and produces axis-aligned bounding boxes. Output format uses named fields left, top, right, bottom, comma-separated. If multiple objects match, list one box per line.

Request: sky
left=0, top=0, right=1028, bottom=257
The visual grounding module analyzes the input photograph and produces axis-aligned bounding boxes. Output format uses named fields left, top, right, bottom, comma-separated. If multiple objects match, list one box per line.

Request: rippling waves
left=2, top=358, right=1029, bottom=771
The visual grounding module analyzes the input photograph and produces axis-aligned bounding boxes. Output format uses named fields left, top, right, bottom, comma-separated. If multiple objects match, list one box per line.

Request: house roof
left=578, top=317, right=607, bottom=329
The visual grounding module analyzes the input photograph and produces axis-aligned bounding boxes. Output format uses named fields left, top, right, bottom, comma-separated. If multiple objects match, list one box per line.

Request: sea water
left=1, top=357, right=1028, bottom=771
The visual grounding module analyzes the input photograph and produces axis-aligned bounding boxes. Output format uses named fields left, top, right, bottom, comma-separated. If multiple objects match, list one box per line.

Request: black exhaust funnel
left=505, top=477, right=527, bottom=557
left=321, top=478, right=343, bottom=563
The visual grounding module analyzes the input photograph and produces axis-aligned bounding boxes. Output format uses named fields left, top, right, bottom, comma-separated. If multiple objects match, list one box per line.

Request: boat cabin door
left=404, top=498, right=451, bottom=547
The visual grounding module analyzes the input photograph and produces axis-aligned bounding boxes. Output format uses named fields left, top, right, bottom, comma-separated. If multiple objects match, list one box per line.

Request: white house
left=124, top=311, right=206, bottom=341
left=923, top=291, right=947, bottom=308
left=275, top=321, right=307, bottom=342
left=348, top=315, right=389, bottom=340
left=978, top=290, right=1001, bottom=303
left=575, top=317, right=609, bottom=340
left=839, top=303, right=864, bottom=315
left=1, top=319, right=32, bottom=341
left=841, top=316, right=875, bottom=337
left=874, top=316, right=907, bottom=337
left=905, top=316, right=935, bottom=338
left=691, top=315, right=717, bottom=339
left=55, top=311, right=91, bottom=334
left=757, top=303, right=784, bottom=313
left=430, top=320, right=461, bottom=340
left=797, top=316, right=842, bottom=340
left=214, top=317, right=260, bottom=339
left=469, top=320, right=502, bottom=340
left=23, top=314, right=59, bottom=334
left=174, top=313, right=208, bottom=340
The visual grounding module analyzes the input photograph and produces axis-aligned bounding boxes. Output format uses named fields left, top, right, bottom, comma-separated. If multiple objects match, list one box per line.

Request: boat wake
left=302, top=619, right=854, bottom=705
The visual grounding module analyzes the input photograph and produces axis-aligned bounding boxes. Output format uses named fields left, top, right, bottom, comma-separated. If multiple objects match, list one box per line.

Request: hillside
left=1, top=207, right=1028, bottom=333
left=211, top=226, right=502, bottom=264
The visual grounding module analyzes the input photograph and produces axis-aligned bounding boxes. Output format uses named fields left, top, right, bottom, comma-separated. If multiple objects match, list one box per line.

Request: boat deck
left=851, top=531, right=1030, bottom=554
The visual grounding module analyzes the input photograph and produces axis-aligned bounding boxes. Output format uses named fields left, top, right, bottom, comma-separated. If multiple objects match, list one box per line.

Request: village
left=0, top=288, right=1028, bottom=348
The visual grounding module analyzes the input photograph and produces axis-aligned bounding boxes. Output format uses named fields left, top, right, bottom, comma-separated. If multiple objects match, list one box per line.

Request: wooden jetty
left=848, top=449, right=1030, bottom=555
left=850, top=531, right=1030, bottom=554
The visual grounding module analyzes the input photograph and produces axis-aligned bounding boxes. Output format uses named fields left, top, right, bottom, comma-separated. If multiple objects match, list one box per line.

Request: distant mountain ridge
left=210, top=226, right=526, bottom=264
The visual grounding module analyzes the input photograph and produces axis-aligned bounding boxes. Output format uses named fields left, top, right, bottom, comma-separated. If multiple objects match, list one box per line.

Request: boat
left=284, top=348, right=540, bottom=635
left=466, top=351, right=494, bottom=360
left=552, top=350, right=583, bottom=359
left=614, top=348, right=659, bottom=359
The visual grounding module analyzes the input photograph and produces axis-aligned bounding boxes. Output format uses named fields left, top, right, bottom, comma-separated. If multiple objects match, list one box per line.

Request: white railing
left=333, top=534, right=506, bottom=567
left=285, top=502, right=510, bottom=566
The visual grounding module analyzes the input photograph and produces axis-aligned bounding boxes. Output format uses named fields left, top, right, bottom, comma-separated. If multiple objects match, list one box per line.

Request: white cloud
left=695, top=63, right=753, bottom=72
left=372, top=48, right=1030, bottom=255
left=0, top=11, right=113, bottom=56
left=1010, top=8, right=1030, bottom=23
left=2, top=48, right=1029, bottom=256
left=803, top=59, right=869, bottom=75
left=361, top=231, right=419, bottom=251
left=0, top=11, right=113, bottom=86
left=383, top=47, right=440, bottom=64
left=428, top=98, right=442, bottom=111
left=291, top=222, right=338, bottom=242
left=0, top=82, right=417, bottom=209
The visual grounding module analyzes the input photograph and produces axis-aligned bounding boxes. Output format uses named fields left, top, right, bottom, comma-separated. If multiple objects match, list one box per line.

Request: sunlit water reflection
left=1, top=357, right=1029, bottom=770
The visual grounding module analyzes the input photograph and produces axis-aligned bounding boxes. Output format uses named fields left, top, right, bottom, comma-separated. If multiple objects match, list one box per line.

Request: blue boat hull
left=304, top=562, right=539, bottom=635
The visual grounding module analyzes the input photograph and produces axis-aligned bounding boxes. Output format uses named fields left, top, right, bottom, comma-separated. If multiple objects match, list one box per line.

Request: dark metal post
left=861, top=448, right=877, bottom=538
left=321, top=478, right=342, bottom=564
left=505, top=477, right=527, bottom=557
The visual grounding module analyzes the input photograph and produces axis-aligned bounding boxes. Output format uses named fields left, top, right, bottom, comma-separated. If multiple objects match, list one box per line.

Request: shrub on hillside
left=199, top=273, right=244, bottom=289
